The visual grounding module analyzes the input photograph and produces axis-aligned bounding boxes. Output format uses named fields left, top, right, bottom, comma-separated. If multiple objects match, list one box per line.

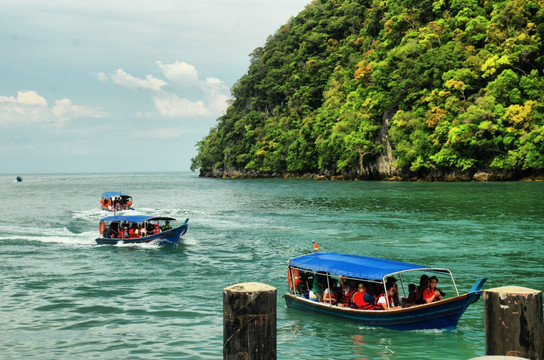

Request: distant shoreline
left=198, top=168, right=544, bottom=182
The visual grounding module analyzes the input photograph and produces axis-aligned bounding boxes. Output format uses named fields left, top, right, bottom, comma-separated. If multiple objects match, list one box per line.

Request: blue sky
left=0, top=0, right=309, bottom=174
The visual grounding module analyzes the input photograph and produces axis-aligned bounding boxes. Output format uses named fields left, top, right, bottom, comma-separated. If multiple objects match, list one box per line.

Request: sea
left=1, top=172, right=543, bottom=359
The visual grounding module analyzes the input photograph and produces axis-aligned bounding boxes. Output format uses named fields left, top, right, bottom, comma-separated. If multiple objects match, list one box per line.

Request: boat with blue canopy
left=96, top=215, right=188, bottom=245
left=100, top=191, right=134, bottom=212
left=283, top=252, right=486, bottom=331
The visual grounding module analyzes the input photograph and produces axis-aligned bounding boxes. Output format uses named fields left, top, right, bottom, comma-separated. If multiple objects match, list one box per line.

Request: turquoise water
left=1, top=172, right=543, bottom=359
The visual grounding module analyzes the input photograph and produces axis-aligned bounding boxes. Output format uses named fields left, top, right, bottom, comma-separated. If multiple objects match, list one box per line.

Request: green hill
left=192, top=0, right=544, bottom=181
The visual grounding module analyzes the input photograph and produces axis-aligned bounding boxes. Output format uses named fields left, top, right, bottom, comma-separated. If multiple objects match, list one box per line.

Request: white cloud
left=153, top=93, right=208, bottom=117
left=103, top=61, right=230, bottom=118
left=0, top=90, right=107, bottom=126
left=110, top=69, right=166, bottom=91
left=52, top=98, right=108, bottom=122
left=156, top=61, right=199, bottom=85
left=96, top=72, right=108, bottom=82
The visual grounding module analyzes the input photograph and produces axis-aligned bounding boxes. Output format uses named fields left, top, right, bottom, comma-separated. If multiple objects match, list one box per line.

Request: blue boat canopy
left=100, top=215, right=176, bottom=223
left=102, top=191, right=131, bottom=198
left=289, top=252, right=437, bottom=281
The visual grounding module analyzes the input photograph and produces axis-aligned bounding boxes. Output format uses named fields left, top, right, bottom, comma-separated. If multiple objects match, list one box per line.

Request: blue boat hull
left=283, top=291, right=482, bottom=331
left=95, top=223, right=188, bottom=246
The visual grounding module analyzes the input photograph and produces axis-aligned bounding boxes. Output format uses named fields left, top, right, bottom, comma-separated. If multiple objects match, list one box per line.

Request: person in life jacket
left=153, top=223, right=161, bottom=234
left=128, top=225, right=136, bottom=238
left=161, top=220, right=172, bottom=231
left=322, top=278, right=339, bottom=305
left=338, top=276, right=356, bottom=308
left=352, top=282, right=375, bottom=310
left=374, top=285, right=402, bottom=310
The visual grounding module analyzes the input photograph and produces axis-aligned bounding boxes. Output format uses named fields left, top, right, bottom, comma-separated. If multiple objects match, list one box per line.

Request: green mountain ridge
left=192, top=0, right=544, bottom=181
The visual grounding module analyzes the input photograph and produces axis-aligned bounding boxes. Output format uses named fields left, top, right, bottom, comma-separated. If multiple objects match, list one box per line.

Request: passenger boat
left=283, top=252, right=486, bottom=331
left=100, top=191, right=134, bottom=211
left=96, top=215, right=189, bottom=245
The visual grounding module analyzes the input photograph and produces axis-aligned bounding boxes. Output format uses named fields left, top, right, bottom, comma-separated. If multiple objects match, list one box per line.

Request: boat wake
left=0, top=224, right=96, bottom=246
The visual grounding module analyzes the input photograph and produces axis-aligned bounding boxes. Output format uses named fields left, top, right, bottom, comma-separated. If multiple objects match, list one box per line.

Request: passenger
left=386, top=277, right=401, bottom=307
left=135, top=224, right=142, bottom=237
left=352, top=282, right=375, bottom=310
left=313, top=273, right=327, bottom=302
left=122, top=226, right=129, bottom=238
left=298, top=270, right=314, bottom=296
left=423, top=276, right=443, bottom=303
left=374, top=284, right=402, bottom=310
left=140, top=223, right=148, bottom=238
left=161, top=220, right=172, bottom=231
left=416, top=274, right=430, bottom=304
left=322, top=279, right=338, bottom=305
left=405, top=284, right=417, bottom=306
left=109, top=222, right=118, bottom=238
left=338, top=276, right=356, bottom=308
left=114, top=198, right=121, bottom=211
left=128, top=225, right=136, bottom=238
left=153, top=223, right=161, bottom=234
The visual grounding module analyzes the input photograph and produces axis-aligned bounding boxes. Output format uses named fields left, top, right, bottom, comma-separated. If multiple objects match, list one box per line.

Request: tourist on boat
left=109, top=222, right=118, bottom=238
left=153, top=223, right=161, bottom=234
left=298, top=270, right=314, bottom=295
left=415, top=274, right=430, bottom=304
left=128, top=224, right=137, bottom=238
left=386, top=277, right=401, bottom=307
left=352, top=282, right=375, bottom=310
left=322, top=279, right=338, bottom=305
left=338, top=275, right=356, bottom=308
left=423, top=276, right=443, bottom=303
left=313, top=273, right=327, bottom=302
left=161, top=221, right=172, bottom=231
left=405, top=284, right=417, bottom=306
left=140, top=223, right=148, bottom=238
left=374, top=285, right=402, bottom=310
left=122, top=226, right=129, bottom=238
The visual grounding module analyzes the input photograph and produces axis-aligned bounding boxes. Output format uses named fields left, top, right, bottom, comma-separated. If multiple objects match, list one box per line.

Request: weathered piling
left=223, top=282, right=276, bottom=360
left=484, top=286, right=543, bottom=360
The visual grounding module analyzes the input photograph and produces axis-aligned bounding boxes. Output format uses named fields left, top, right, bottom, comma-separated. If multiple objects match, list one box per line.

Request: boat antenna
left=312, top=241, right=319, bottom=253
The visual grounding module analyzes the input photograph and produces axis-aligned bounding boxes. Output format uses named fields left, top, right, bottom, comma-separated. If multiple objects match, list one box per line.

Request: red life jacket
left=342, top=287, right=356, bottom=308
left=374, top=293, right=392, bottom=310
left=352, top=291, right=375, bottom=310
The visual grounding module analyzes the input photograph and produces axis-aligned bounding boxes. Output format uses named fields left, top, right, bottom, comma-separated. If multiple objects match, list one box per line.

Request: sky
left=0, top=0, right=310, bottom=174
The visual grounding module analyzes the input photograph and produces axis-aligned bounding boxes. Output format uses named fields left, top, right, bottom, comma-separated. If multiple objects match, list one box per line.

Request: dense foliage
left=192, top=0, right=544, bottom=178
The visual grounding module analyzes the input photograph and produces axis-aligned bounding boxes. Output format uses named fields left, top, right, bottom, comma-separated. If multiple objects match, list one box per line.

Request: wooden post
left=484, top=286, right=543, bottom=360
left=223, top=282, right=276, bottom=360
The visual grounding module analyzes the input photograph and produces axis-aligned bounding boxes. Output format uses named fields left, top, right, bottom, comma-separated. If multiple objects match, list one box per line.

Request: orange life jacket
left=352, top=291, right=375, bottom=310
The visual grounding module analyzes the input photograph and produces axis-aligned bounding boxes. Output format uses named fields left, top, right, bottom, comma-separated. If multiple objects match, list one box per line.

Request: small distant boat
left=96, top=215, right=189, bottom=245
left=100, top=191, right=134, bottom=212
left=16, top=176, right=23, bottom=182
left=283, top=252, right=486, bottom=331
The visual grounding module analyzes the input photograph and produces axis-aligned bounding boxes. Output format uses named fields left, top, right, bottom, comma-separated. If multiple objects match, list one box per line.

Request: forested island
left=191, top=0, right=544, bottom=181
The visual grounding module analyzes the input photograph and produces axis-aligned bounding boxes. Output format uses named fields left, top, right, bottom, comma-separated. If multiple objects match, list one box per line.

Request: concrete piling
left=223, top=282, right=277, bottom=360
left=484, top=286, right=543, bottom=360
